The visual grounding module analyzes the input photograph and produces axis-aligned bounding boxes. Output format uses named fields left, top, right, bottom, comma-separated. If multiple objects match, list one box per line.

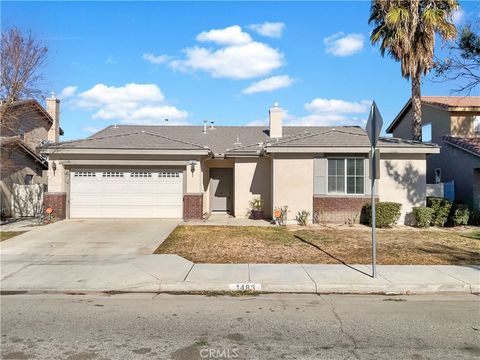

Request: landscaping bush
left=426, top=197, right=452, bottom=226
left=450, top=204, right=470, bottom=226
left=412, top=207, right=434, bottom=228
left=362, top=202, right=402, bottom=228
left=295, top=210, right=310, bottom=226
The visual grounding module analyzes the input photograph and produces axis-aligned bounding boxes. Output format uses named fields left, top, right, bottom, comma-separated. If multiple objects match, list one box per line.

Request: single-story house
left=41, top=104, right=438, bottom=224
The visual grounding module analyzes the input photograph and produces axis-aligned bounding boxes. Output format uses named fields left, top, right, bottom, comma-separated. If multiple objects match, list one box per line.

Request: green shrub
left=451, top=204, right=470, bottom=226
left=362, top=202, right=402, bottom=228
left=295, top=210, right=310, bottom=226
left=412, top=207, right=434, bottom=228
left=426, top=197, right=452, bottom=227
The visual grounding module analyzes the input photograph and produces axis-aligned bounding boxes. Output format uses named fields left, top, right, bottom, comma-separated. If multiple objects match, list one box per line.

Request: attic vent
left=234, top=137, right=241, bottom=145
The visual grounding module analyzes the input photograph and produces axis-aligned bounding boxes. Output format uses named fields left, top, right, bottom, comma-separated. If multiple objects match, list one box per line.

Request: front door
left=210, top=168, right=233, bottom=212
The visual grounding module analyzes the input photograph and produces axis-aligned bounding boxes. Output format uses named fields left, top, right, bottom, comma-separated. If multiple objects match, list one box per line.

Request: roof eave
left=265, top=146, right=439, bottom=154
left=40, top=147, right=211, bottom=155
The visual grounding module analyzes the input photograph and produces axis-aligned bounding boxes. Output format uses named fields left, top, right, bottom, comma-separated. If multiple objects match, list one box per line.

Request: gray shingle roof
left=46, top=124, right=437, bottom=154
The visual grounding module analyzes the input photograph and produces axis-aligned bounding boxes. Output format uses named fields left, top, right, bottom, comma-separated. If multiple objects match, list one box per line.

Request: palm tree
left=369, top=0, right=458, bottom=141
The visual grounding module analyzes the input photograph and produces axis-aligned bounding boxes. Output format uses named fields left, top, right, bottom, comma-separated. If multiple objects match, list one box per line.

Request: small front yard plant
left=427, top=197, right=452, bottom=226
left=362, top=202, right=402, bottom=228
left=273, top=206, right=288, bottom=226
left=295, top=210, right=310, bottom=226
left=413, top=207, right=435, bottom=228
left=450, top=204, right=470, bottom=226
left=249, top=198, right=264, bottom=220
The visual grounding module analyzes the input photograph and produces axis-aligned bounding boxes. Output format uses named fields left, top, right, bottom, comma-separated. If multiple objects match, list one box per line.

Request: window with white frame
left=102, top=172, right=124, bottom=178
left=130, top=172, right=152, bottom=178
left=328, top=158, right=364, bottom=194
left=474, top=116, right=480, bottom=133
left=74, top=171, right=96, bottom=177
left=158, top=171, right=180, bottom=178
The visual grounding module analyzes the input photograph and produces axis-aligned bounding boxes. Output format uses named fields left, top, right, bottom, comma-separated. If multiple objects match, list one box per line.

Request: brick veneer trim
left=43, top=192, right=67, bottom=220
left=183, top=194, right=203, bottom=220
left=313, top=195, right=378, bottom=224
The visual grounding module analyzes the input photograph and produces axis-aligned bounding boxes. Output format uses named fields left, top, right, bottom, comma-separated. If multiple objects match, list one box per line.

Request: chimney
left=269, top=102, right=283, bottom=138
left=46, top=92, right=60, bottom=143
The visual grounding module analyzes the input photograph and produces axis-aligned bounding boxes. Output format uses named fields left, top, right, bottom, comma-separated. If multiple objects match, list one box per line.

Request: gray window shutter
left=364, top=158, right=378, bottom=195
left=314, top=158, right=327, bottom=195
left=364, top=158, right=371, bottom=195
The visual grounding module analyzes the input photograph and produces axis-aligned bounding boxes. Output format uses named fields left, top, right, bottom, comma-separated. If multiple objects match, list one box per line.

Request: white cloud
left=170, top=42, right=284, bottom=79
left=248, top=22, right=285, bottom=38
left=197, top=25, right=252, bottom=45
left=82, top=126, right=101, bottom=134
left=289, top=98, right=370, bottom=126
left=168, top=25, right=284, bottom=79
left=71, top=83, right=188, bottom=125
left=452, top=9, right=465, bottom=25
left=59, top=86, right=77, bottom=99
left=324, top=32, right=364, bottom=57
left=304, top=98, right=370, bottom=114
left=243, top=75, right=294, bottom=94
left=142, top=53, right=171, bottom=64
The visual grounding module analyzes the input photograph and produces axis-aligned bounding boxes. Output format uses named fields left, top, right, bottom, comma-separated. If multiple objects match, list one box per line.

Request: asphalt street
left=1, top=293, right=479, bottom=359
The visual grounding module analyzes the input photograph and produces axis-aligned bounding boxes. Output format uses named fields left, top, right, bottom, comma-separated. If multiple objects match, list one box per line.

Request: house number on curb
left=229, top=283, right=262, bottom=292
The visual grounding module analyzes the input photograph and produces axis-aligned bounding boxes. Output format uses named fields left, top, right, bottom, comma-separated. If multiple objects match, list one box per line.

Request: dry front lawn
left=154, top=225, right=480, bottom=265
left=0, top=231, right=26, bottom=242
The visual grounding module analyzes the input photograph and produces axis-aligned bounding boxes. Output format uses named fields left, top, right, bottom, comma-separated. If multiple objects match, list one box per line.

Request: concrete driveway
left=0, top=219, right=180, bottom=256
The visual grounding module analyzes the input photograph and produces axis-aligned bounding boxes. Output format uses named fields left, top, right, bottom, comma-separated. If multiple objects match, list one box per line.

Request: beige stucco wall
left=233, top=157, right=272, bottom=218
left=378, top=153, right=427, bottom=224
left=451, top=111, right=479, bottom=136
left=392, top=104, right=451, bottom=144
left=273, top=154, right=313, bottom=223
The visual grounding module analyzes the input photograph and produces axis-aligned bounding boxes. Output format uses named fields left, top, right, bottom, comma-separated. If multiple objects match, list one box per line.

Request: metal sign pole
left=371, top=145, right=377, bottom=278
left=366, top=101, right=382, bottom=279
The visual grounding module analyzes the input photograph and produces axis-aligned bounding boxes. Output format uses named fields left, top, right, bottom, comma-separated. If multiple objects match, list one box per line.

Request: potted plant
left=250, top=198, right=264, bottom=220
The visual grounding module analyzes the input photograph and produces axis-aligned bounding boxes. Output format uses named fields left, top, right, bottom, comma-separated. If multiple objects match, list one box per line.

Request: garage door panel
left=70, top=170, right=184, bottom=218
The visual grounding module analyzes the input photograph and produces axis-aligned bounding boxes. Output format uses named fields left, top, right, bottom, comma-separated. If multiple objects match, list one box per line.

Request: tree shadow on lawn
left=415, top=244, right=480, bottom=265
left=294, top=234, right=374, bottom=278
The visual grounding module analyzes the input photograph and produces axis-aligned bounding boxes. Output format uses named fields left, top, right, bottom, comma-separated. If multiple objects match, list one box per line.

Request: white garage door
left=70, top=170, right=183, bottom=218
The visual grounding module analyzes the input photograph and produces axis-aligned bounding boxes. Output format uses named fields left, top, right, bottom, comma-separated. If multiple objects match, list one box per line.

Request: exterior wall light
left=189, top=160, right=197, bottom=173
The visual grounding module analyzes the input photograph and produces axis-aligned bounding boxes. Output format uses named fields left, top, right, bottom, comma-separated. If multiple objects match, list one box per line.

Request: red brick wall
left=183, top=194, right=203, bottom=220
left=43, top=192, right=66, bottom=221
left=313, top=195, right=377, bottom=224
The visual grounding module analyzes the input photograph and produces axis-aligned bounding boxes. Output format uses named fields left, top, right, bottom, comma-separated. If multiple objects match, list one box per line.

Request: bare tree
left=0, top=28, right=48, bottom=131
left=434, top=24, right=480, bottom=94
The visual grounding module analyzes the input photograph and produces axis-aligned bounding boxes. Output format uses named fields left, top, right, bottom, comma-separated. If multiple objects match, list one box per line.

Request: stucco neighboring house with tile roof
left=41, top=103, right=438, bottom=224
left=387, top=96, right=480, bottom=211
left=0, top=97, right=64, bottom=218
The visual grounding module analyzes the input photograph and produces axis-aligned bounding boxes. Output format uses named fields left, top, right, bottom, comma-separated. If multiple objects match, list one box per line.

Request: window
left=328, top=159, right=345, bottom=193
left=102, top=172, right=124, bottom=178
left=474, top=116, right=480, bottom=133
left=421, top=123, right=432, bottom=143
left=74, top=171, right=96, bottom=177
left=159, top=171, right=180, bottom=178
left=346, top=159, right=364, bottom=194
left=24, top=174, right=33, bottom=185
left=328, top=158, right=364, bottom=195
left=435, top=168, right=441, bottom=184
left=131, top=172, right=152, bottom=178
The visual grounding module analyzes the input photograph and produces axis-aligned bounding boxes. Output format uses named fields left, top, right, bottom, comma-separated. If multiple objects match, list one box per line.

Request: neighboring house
left=0, top=96, right=63, bottom=217
left=41, top=104, right=437, bottom=224
left=387, top=96, right=480, bottom=211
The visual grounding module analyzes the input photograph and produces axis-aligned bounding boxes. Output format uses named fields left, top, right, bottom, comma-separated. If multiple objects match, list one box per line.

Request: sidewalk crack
left=328, top=297, right=360, bottom=360
left=301, top=264, right=317, bottom=293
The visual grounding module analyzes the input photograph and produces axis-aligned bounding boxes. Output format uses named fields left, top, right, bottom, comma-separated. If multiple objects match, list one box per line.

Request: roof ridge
left=141, top=131, right=209, bottom=150
left=50, top=131, right=139, bottom=146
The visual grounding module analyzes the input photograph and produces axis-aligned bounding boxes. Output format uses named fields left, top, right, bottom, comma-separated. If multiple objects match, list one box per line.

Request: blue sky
left=3, top=1, right=479, bottom=140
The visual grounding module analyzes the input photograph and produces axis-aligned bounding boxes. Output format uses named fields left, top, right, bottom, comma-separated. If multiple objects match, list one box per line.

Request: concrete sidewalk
left=1, top=254, right=478, bottom=294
